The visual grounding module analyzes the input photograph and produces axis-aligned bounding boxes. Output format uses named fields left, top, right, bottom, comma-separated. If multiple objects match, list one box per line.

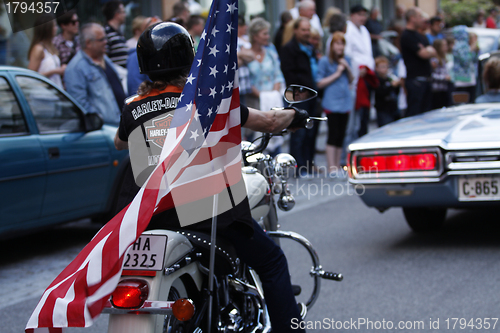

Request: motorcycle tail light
left=172, top=298, right=195, bottom=321
left=110, top=279, right=149, bottom=309
left=357, top=153, right=437, bottom=173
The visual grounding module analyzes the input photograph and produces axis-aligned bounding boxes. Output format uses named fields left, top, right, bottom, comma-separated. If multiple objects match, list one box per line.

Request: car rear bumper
left=354, top=174, right=500, bottom=209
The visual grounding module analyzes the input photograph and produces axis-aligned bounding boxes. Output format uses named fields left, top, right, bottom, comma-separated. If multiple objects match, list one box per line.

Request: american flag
left=26, top=0, right=241, bottom=331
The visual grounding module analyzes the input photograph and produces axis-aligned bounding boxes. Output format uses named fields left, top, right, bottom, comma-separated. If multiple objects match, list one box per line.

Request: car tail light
left=111, top=279, right=149, bottom=309
left=356, top=153, right=437, bottom=173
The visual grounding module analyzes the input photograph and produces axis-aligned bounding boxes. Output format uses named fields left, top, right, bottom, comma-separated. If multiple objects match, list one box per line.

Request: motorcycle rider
left=113, top=22, right=308, bottom=332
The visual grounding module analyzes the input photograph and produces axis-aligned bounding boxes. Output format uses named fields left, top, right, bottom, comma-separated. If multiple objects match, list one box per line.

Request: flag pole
left=207, top=192, right=218, bottom=333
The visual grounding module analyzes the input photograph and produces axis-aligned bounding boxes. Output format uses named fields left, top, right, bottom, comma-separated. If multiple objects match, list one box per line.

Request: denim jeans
left=376, top=109, right=397, bottom=127
left=219, top=220, right=304, bottom=333
left=405, top=78, right=432, bottom=117
left=289, top=98, right=318, bottom=173
left=357, top=106, right=370, bottom=137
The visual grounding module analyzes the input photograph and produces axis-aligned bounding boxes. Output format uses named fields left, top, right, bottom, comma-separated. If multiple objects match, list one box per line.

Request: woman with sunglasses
left=53, top=9, right=80, bottom=65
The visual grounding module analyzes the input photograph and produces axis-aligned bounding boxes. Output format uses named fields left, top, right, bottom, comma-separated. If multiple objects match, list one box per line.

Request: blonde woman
left=126, top=15, right=147, bottom=50
left=246, top=17, right=285, bottom=109
left=316, top=32, right=353, bottom=177
left=246, top=18, right=285, bottom=153
left=28, top=14, right=66, bottom=87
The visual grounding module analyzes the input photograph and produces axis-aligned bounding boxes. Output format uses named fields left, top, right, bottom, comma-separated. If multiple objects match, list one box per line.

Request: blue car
left=0, top=66, right=129, bottom=238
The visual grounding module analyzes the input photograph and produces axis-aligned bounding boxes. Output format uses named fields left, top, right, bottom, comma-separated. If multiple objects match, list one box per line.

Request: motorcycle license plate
left=458, top=175, right=500, bottom=201
left=123, top=235, right=167, bottom=271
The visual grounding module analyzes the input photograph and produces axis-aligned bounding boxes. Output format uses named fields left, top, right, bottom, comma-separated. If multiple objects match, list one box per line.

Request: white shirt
left=126, top=37, right=138, bottom=50
left=344, top=20, right=374, bottom=84
left=290, top=7, right=324, bottom=37
left=39, top=48, right=62, bottom=88
left=396, top=58, right=407, bottom=110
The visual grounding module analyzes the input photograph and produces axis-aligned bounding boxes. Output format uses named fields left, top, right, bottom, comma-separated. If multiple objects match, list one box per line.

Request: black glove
left=287, top=107, right=309, bottom=129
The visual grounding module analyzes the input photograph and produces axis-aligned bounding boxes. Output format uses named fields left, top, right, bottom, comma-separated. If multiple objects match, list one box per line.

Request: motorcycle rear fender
left=133, top=229, right=204, bottom=300
left=141, top=229, right=193, bottom=268
left=107, top=230, right=204, bottom=333
left=108, top=266, right=203, bottom=333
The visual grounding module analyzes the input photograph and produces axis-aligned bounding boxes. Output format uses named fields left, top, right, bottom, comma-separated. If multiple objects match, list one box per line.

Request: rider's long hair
left=138, top=68, right=190, bottom=96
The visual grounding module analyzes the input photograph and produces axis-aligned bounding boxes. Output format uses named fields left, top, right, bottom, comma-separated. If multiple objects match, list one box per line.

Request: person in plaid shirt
left=52, top=9, right=80, bottom=65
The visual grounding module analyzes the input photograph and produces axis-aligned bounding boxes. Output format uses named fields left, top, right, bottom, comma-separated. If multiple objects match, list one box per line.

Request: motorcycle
left=102, top=85, right=343, bottom=333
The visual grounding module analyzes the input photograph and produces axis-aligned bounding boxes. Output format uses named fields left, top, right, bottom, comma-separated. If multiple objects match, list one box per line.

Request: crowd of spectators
left=11, top=0, right=500, bottom=178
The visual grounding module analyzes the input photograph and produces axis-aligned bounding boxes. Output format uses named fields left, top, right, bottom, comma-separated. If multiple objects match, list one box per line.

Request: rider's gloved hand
left=287, top=107, right=309, bottom=129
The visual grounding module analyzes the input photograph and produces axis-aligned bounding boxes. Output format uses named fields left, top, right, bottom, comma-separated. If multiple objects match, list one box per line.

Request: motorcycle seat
left=176, top=229, right=240, bottom=276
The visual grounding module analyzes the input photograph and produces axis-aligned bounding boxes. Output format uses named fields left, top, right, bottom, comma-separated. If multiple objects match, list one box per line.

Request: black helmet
left=137, top=22, right=195, bottom=79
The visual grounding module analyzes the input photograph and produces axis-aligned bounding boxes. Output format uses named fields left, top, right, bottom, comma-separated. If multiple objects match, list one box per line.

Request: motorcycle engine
left=220, top=304, right=244, bottom=332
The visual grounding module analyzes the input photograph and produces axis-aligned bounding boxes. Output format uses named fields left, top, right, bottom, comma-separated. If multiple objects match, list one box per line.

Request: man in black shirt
left=280, top=17, right=319, bottom=177
left=400, top=7, right=437, bottom=117
left=365, top=7, right=383, bottom=57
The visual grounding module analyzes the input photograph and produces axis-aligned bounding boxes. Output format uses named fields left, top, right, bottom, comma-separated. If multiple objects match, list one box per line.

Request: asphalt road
left=2, top=180, right=500, bottom=332
left=281, top=193, right=500, bottom=332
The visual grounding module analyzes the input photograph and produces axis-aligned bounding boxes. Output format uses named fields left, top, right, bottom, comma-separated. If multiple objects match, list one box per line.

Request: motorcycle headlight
left=273, top=153, right=297, bottom=179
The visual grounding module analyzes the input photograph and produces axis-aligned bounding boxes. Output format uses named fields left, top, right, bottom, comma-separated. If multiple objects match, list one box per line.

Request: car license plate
left=458, top=175, right=500, bottom=201
left=123, top=235, right=167, bottom=271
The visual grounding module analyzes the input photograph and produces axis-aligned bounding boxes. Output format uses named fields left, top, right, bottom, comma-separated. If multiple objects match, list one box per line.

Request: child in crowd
left=316, top=31, right=353, bottom=177
left=373, top=56, right=400, bottom=127
left=431, top=39, right=452, bottom=109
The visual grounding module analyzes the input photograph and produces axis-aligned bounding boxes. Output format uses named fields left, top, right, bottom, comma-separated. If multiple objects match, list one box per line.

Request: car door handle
left=48, top=147, right=60, bottom=159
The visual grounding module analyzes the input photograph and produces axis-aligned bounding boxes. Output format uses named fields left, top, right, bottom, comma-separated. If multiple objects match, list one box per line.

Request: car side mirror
left=84, top=113, right=104, bottom=132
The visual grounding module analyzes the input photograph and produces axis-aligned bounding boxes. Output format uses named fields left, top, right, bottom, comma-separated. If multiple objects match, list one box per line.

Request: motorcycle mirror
left=284, top=85, right=318, bottom=104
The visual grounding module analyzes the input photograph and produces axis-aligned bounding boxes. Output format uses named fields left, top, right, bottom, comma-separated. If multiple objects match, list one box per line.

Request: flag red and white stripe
left=26, top=0, right=241, bottom=331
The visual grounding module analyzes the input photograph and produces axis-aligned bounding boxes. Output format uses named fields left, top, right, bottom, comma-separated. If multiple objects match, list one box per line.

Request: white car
left=347, top=103, right=500, bottom=232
